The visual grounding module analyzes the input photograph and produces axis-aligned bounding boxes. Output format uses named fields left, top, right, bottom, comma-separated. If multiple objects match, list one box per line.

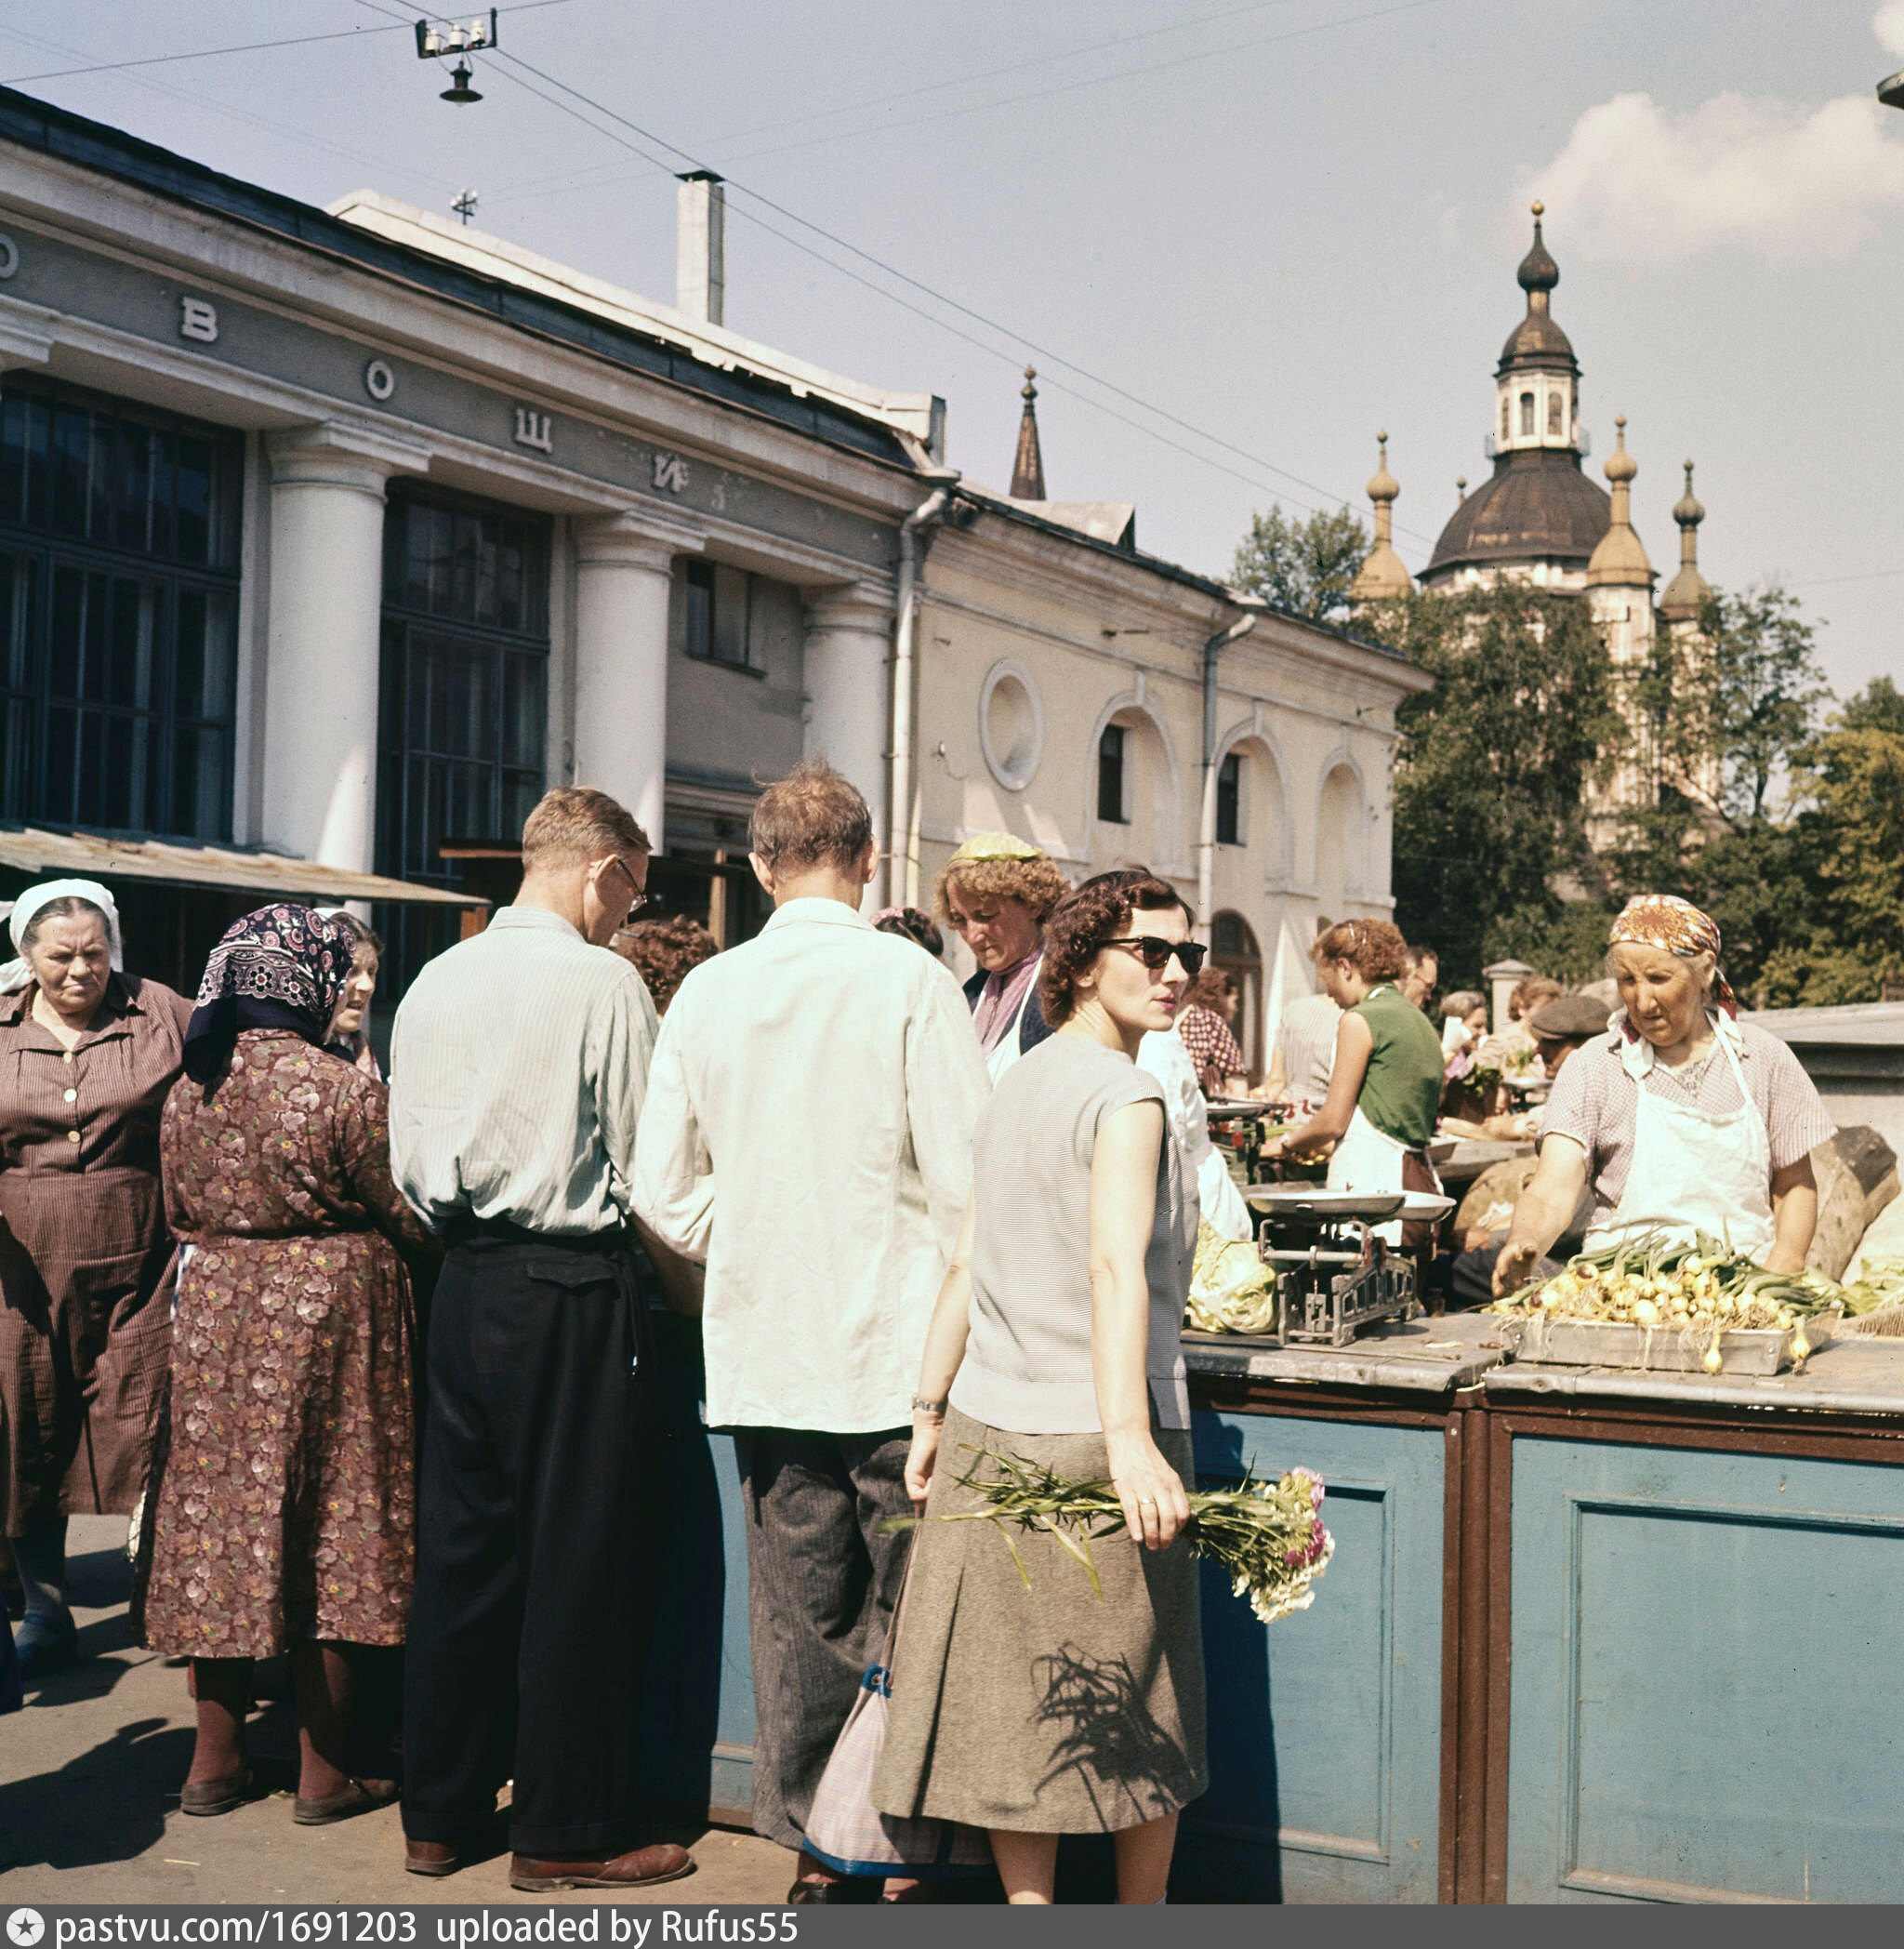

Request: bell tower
left=1494, top=203, right=1580, bottom=458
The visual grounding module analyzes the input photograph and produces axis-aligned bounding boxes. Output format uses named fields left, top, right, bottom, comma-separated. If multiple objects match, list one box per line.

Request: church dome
left=1424, top=447, right=1609, bottom=579
left=1499, top=202, right=1577, bottom=373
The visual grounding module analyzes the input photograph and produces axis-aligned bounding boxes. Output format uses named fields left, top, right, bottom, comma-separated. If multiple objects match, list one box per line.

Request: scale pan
left=1242, top=1186, right=1407, bottom=1222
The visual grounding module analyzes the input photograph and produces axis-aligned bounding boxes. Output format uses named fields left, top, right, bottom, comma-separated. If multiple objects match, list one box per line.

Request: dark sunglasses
left=1101, top=935, right=1207, bottom=976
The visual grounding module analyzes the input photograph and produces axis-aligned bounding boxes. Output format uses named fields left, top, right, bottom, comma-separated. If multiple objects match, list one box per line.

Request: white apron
left=981, top=954, right=1043, bottom=1084
left=1327, top=1105, right=1417, bottom=1246
left=1582, top=1014, right=1775, bottom=1262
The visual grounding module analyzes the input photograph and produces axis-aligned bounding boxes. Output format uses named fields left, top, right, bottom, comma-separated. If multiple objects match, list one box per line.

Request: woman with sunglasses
left=1263, top=918, right=1446, bottom=1246
left=873, top=871, right=1206, bottom=1904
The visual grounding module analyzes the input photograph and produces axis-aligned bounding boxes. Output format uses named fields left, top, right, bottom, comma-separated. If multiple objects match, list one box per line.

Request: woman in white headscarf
left=0, top=879, right=192, bottom=1678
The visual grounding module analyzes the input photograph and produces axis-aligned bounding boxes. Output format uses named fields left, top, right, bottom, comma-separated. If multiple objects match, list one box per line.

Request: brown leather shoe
left=404, top=1838, right=463, bottom=1878
left=510, top=1844, right=694, bottom=1892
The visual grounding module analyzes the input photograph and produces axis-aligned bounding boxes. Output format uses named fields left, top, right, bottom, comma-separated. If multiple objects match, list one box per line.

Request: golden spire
left=1587, top=414, right=1654, bottom=586
left=1010, top=365, right=1047, bottom=500
left=1348, top=430, right=1412, bottom=604
left=1660, top=457, right=1713, bottom=620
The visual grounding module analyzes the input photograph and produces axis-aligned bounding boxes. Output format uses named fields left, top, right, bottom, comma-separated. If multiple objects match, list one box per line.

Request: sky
left=4, top=0, right=1901, bottom=701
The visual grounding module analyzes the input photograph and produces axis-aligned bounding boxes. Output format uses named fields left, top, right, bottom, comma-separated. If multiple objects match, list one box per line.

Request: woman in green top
left=1264, top=920, right=1446, bottom=1240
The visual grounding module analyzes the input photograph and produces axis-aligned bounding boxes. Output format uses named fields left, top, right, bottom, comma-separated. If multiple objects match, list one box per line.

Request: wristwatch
left=911, top=1395, right=949, bottom=1416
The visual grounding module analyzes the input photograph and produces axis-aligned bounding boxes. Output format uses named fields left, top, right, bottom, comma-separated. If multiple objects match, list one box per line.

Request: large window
left=377, top=488, right=550, bottom=992
left=0, top=378, right=241, bottom=839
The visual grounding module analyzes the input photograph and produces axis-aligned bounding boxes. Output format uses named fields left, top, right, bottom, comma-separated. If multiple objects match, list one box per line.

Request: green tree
left=1369, top=584, right=1620, bottom=987
left=1231, top=503, right=1368, bottom=623
left=1653, top=583, right=1830, bottom=828
left=1754, top=680, right=1904, bottom=1004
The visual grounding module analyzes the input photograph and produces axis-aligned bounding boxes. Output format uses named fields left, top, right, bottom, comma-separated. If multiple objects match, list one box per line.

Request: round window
left=979, top=660, right=1044, bottom=791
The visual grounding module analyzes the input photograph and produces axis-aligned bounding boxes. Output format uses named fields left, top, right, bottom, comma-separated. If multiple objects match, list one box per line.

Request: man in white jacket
left=632, top=762, right=989, bottom=1902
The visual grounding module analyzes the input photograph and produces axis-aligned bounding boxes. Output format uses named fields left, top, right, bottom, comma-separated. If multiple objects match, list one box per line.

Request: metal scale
left=1241, top=1187, right=1449, bottom=1348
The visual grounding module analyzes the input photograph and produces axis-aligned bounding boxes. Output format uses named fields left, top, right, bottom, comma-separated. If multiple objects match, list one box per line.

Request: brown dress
left=0, top=974, right=192, bottom=1533
left=142, top=1032, right=438, bottom=1657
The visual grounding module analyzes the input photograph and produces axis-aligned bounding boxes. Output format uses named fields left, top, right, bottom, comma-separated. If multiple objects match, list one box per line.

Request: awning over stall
left=0, top=827, right=486, bottom=908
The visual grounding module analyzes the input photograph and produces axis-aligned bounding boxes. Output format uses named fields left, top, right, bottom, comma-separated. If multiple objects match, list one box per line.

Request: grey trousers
left=732, top=1426, right=911, bottom=1854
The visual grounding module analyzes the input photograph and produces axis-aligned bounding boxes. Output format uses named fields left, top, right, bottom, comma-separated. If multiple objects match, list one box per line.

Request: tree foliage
left=1367, top=584, right=1620, bottom=988
left=1231, top=503, right=1368, bottom=623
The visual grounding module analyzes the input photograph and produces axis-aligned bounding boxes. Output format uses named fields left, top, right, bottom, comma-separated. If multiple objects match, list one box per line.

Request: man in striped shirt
left=389, top=787, right=693, bottom=1894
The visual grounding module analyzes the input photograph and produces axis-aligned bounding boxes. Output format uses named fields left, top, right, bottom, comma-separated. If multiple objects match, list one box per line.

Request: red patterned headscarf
left=1607, top=895, right=1738, bottom=1022
left=182, top=903, right=355, bottom=1082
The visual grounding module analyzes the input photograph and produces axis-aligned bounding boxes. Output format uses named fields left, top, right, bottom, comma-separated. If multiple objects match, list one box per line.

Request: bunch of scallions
left=895, top=1448, right=1334, bottom=1626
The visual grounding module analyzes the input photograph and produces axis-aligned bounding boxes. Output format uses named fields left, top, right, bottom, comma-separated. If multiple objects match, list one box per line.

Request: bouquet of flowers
left=911, top=1448, right=1334, bottom=1626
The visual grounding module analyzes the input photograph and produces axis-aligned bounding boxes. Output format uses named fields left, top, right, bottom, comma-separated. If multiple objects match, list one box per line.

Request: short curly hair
left=933, top=853, right=1071, bottom=931
left=1039, top=869, right=1193, bottom=1028
left=1315, top=918, right=1409, bottom=983
left=612, top=913, right=717, bottom=1015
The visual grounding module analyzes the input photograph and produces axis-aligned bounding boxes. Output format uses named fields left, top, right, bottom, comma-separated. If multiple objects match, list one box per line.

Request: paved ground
left=1, top=1518, right=794, bottom=1907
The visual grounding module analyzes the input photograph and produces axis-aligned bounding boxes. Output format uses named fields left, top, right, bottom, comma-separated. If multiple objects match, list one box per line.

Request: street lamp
left=416, top=11, right=496, bottom=105
left=1880, top=68, right=1904, bottom=110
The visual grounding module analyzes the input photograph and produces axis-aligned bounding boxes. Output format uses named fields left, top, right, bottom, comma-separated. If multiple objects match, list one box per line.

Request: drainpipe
left=889, top=469, right=959, bottom=908
left=1198, top=610, right=1258, bottom=935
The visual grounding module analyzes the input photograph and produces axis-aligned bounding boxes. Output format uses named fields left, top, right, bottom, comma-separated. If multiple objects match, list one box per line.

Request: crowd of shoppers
left=8, top=762, right=1749, bottom=1903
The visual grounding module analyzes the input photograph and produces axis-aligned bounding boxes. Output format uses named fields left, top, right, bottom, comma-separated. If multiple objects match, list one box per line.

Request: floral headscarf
left=182, top=903, right=355, bottom=1083
left=1607, top=895, right=1738, bottom=1023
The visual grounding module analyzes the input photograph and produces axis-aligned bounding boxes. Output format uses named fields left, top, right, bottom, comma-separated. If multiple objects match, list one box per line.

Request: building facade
left=0, top=88, right=945, bottom=988
left=2, top=87, right=1429, bottom=1051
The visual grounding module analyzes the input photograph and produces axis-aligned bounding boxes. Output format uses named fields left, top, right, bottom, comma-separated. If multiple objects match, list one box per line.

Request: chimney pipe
left=675, top=170, right=725, bottom=326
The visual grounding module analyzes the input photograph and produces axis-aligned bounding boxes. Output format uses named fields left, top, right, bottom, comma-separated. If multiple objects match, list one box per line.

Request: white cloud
left=1526, top=89, right=1904, bottom=263
left=1877, top=3, right=1904, bottom=60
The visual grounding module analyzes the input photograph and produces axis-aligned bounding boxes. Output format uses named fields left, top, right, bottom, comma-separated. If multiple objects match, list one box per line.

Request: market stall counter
left=638, top=1310, right=1904, bottom=1904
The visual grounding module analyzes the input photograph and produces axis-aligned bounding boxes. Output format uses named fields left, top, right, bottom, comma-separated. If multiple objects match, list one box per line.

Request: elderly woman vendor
left=1494, top=896, right=1834, bottom=1295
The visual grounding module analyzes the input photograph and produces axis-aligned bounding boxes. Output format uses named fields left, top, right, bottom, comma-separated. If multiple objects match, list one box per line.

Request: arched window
left=1519, top=392, right=1535, bottom=438
left=1500, top=396, right=1511, bottom=443
left=1547, top=391, right=1563, bottom=436
left=1211, top=910, right=1263, bottom=1078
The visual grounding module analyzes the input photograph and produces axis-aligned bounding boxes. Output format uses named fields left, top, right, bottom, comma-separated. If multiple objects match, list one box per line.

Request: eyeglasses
left=1100, top=936, right=1207, bottom=976
left=601, top=855, right=649, bottom=915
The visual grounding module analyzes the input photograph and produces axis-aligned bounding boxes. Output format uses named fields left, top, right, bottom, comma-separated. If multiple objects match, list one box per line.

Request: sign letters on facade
left=652, top=451, right=689, bottom=495
left=513, top=405, right=554, bottom=453
left=178, top=296, right=218, bottom=343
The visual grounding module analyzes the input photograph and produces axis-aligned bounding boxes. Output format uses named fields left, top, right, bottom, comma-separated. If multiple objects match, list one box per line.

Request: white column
left=802, top=583, right=896, bottom=872
left=573, top=511, right=702, bottom=852
left=262, top=422, right=428, bottom=871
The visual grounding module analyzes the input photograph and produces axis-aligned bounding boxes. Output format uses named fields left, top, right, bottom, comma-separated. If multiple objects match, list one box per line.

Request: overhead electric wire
left=490, top=42, right=1443, bottom=544
left=486, top=0, right=1306, bottom=205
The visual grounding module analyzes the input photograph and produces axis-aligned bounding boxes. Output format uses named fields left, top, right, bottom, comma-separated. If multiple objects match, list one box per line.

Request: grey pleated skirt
left=870, top=1406, right=1208, bottom=1835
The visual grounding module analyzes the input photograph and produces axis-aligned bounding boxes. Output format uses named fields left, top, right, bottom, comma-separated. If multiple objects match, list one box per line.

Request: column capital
left=574, top=508, right=706, bottom=573
left=801, top=580, right=896, bottom=636
left=266, top=419, right=431, bottom=497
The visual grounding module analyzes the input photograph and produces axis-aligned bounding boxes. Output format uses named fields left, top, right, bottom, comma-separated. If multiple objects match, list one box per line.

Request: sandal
left=180, top=1768, right=255, bottom=1818
left=294, top=1777, right=402, bottom=1826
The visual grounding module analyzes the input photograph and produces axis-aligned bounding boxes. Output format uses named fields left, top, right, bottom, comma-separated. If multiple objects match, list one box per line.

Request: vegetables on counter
left=1488, top=1231, right=1838, bottom=1372
left=1186, top=1219, right=1279, bottom=1334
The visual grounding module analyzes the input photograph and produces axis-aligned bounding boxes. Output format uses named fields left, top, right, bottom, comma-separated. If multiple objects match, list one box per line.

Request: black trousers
left=403, top=1231, right=654, bottom=1857
left=732, top=1427, right=910, bottom=1853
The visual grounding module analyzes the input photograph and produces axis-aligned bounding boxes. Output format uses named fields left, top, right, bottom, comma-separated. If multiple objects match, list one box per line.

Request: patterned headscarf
left=1608, top=895, right=1738, bottom=1021
left=182, top=903, right=355, bottom=1083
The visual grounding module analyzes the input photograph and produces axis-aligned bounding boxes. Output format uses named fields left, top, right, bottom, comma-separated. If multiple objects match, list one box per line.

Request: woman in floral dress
left=144, top=906, right=438, bottom=1823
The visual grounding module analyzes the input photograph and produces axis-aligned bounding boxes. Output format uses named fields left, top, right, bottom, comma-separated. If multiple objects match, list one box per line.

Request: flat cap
left=1528, top=993, right=1612, bottom=1041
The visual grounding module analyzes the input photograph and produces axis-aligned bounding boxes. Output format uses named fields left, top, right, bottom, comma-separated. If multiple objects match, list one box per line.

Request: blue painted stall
left=643, top=1308, right=1904, bottom=1903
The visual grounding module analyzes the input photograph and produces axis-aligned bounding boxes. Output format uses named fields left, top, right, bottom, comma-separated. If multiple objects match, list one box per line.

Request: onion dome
left=1586, top=416, right=1654, bottom=587
left=1500, top=201, right=1578, bottom=374
left=1349, top=431, right=1413, bottom=603
left=1659, top=458, right=1713, bottom=621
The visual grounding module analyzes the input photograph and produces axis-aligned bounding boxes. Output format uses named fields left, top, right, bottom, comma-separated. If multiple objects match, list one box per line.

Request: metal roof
left=0, top=828, right=483, bottom=907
